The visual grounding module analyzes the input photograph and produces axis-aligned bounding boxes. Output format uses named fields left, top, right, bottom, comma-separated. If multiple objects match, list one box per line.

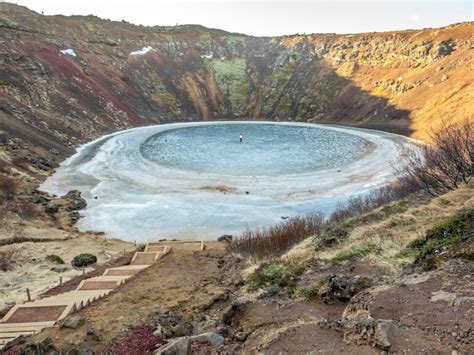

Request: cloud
left=410, top=14, right=421, bottom=21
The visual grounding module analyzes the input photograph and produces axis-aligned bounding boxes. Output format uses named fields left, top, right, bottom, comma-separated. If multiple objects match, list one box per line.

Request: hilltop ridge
left=0, top=3, right=472, bottom=171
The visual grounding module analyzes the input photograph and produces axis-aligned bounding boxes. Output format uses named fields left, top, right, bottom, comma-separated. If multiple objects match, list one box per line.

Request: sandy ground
left=0, top=226, right=134, bottom=311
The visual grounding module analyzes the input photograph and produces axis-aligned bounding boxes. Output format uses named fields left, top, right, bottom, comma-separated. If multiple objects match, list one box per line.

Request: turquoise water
left=141, top=124, right=373, bottom=176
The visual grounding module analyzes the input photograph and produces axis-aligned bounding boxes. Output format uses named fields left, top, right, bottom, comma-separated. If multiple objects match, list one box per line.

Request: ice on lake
left=40, top=122, right=414, bottom=241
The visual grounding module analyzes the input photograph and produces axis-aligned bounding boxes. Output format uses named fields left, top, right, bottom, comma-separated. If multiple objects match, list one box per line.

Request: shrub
left=330, top=244, right=380, bottom=264
left=71, top=253, right=97, bottom=268
left=0, top=175, right=18, bottom=200
left=405, top=209, right=473, bottom=262
left=396, top=120, right=473, bottom=196
left=313, top=224, right=349, bottom=250
left=295, top=278, right=330, bottom=299
left=229, top=214, right=324, bottom=259
left=0, top=249, right=17, bottom=272
left=246, top=260, right=306, bottom=295
left=46, top=255, right=65, bottom=264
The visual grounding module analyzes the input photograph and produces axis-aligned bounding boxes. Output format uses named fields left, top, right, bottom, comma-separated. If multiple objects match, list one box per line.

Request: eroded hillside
left=0, top=3, right=472, bottom=164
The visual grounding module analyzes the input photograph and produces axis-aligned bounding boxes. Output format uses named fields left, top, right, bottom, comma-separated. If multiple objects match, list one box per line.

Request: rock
left=322, top=275, right=373, bottom=302
left=235, top=331, right=249, bottom=342
left=60, top=315, right=84, bottom=329
left=215, top=323, right=229, bottom=336
left=64, top=190, right=87, bottom=211
left=66, top=349, right=94, bottom=355
left=86, top=327, right=103, bottom=342
left=189, top=332, right=225, bottom=347
left=342, top=316, right=394, bottom=351
left=153, top=324, right=163, bottom=338
left=320, top=316, right=394, bottom=351
left=221, top=303, right=243, bottom=326
left=22, top=337, right=60, bottom=355
left=217, top=234, right=233, bottom=243
left=172, top=323, right=192, bottom=337
left=155, top=337, right=190, bottom=355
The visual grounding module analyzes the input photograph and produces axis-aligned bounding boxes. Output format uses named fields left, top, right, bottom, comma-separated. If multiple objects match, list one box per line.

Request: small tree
left=396, top=120, right=473, bottom=196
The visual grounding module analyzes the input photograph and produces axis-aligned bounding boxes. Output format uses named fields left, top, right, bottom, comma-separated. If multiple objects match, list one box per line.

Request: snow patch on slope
left=60, top=49, right=77, bottom=57
left=130, top=46, right=155, bottom=56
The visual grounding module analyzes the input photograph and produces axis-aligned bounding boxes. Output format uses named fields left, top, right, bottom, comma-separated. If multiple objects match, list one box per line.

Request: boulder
left=189, top=332, right=224, bottom=347
left=60, top=315, right=85, bottom=329
left=64, top=190, right=87, bottom=211
left=155, top=337, right=190, bottom=355
left=321, top=275, right=372, bottom=302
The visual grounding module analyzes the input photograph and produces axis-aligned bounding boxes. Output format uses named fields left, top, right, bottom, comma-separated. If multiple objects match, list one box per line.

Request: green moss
left=313, top=225, right=349, bottom=250
left=399, top=209, right=473, bottom=262
left=262, top=63, right=297, bottom=113
left=330, top=244, right=380, bottom=264
left=210, top=58, right=250, bottom=115
left=45, top=255, right=64, bottom=264
left=246, top=260, right=306, bottom=295
left=295, top=278, right=330, bottom=299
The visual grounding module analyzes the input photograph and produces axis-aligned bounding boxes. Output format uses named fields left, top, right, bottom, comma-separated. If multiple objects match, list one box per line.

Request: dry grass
left=314, top=183, right=474, bottom=268
left=229, top=214, right=324, bottom=259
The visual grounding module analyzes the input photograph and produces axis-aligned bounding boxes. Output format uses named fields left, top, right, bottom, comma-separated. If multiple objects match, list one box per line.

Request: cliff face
left=0, top=3, right=472, bottom=159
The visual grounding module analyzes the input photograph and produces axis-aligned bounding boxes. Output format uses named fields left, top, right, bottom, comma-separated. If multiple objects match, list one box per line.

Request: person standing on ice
left=240, top=133, right=243, bottom=143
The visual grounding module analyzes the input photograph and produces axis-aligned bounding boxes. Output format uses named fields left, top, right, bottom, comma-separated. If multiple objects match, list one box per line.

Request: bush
left=0, top=249, right=17, bottom=272
left=0, top=175, right=18, bottom=200
left=295, top=278, right=330, bottom=299
left=405, top=209, right=473, bottom=262
left=246, top=260, right=306, bottom=296
left=229, top=214, right=324, bottom=259
left=314, top=224, right=349, bottom=250
left=46, top=255, right=64, bottom=264
left=396, top=120, right=473, bottom=196
left=71, top=253, right=97, bottom=268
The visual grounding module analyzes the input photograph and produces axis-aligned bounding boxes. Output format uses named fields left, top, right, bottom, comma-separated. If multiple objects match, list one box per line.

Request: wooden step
left=1, top=304, right=75, bottom=323
left=0, top=321, right=55, bottom=328
left=130, top=252, right=161, bottom=265
left=0, top=331, right=35, bottom=338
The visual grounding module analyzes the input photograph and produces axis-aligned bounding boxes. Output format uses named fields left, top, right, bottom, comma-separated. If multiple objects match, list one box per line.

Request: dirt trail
left=32, top=241, right=235, bottom=352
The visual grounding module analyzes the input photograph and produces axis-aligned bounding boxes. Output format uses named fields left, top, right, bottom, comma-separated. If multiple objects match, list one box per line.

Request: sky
left=7, top=0, right=473, bottom=36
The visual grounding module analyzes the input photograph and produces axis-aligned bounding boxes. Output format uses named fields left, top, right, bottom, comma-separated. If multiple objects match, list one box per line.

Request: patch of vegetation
left=295, top=278, right=330, bottom=299
left=71, top=253, right=97, bottom=268
left=229, top=214, right=324, bottom=259
left=402, top=209, right=473, bottom=263
left=46, top=255, right=65, bottom=265
left=246, top=260, right=306, bottom=296
left=313, top=224, right=349, bottom=250
left=210, top=58, right=250, bottom=115
left=330, top=244, right=380, bottom=264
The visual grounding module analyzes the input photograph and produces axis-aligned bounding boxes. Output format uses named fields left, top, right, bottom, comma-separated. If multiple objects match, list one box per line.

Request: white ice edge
left=40, top=121, right=417, bottom=241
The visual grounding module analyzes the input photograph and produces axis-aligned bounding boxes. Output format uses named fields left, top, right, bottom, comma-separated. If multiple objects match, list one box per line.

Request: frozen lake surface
left=40, top=122, right=413, bottom=241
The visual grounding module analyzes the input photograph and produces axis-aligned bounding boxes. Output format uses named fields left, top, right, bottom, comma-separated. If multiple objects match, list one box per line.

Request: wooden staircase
left=0, top=244, right=171, bottom=350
